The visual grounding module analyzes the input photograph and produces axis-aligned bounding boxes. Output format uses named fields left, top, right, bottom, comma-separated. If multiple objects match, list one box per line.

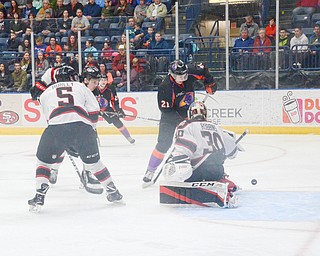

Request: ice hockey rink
left=0, top=133, right=319, bottom=256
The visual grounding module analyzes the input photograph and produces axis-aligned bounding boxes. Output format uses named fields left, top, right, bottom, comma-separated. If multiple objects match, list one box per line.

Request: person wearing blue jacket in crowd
left=231, top=28, right=254, bottom=70
left=84, top=0, right=102, bottom=20
left=148, top=32, right=170, bottom=72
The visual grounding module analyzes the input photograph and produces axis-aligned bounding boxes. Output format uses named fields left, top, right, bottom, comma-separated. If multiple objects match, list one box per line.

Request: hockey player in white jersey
left=28, top=66, right=123, bottom=212
left=160, top=101, right=243, bottom=208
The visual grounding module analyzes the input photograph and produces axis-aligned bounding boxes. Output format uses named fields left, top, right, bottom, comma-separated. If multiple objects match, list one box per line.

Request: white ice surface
left=0, top=134, right=320, bottom=256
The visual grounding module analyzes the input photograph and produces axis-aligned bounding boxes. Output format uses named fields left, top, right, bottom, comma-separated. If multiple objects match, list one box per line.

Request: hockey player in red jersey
left=142, top=60, right=216, bottom=187
left=94, top=73, right=135, bottom=144
left=28, top=66, right=123, bottom=212
left=160, top=101, right=243, bottom=208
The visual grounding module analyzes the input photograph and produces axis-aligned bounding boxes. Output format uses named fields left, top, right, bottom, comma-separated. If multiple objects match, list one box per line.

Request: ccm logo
left=0, top=111, right=19, bottom=125
left=191, top=182, right=216, bottom=187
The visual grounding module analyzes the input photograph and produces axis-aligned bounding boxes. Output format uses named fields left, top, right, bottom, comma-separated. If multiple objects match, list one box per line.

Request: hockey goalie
left=160, top=101, right=245, bottom=208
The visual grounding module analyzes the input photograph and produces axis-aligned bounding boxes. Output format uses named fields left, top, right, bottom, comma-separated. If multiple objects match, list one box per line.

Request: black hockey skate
left=106, top=182, right=123, bottom=203
left=28, top=183, right=49, bottom=212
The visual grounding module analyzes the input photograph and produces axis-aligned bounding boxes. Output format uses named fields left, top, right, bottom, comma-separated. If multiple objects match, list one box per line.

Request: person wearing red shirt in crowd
left=252, top=28, right=273, bottom=70
left=112, top=45, right=135, bottom=77
left=265, top=17, right=276, bottom=42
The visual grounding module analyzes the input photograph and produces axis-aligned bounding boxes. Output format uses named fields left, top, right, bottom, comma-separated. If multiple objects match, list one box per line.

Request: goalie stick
left=148, top=128, right=249, bottom=187
left=67, top=153, right=104, bottom=194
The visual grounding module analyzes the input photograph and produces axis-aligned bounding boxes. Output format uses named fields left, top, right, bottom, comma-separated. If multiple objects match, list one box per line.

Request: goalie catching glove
left=162, top=154, right=193, bottom=182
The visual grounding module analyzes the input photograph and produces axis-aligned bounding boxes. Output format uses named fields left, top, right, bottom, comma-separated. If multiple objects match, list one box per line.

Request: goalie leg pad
left=160, top=181, right=229, bottom=208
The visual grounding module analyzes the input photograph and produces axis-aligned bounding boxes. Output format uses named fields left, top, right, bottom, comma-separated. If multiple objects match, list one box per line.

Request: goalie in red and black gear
left=94, top=74, right=135, bottom=144
left=142, top=60, right=217, bottom=186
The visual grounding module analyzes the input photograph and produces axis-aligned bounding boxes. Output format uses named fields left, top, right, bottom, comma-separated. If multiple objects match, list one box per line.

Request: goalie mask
left=169, top=60, right=188, bottom=84
left=187, top=101, right=207, bottom=120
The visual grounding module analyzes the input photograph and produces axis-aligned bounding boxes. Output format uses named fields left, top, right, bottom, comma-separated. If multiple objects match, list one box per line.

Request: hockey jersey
left=172, top=119, right=237, bottom=169
left=40, top=81, right=100, bottom=127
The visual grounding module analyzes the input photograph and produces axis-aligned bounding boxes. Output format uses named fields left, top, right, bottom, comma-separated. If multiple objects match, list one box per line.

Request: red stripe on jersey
left=175, top=137, right=197, bottom=153
left=160, top=186, right=209, bottom=207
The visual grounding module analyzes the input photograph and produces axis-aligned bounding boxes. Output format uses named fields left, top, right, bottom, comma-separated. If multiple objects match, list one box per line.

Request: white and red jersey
left=172, top=119, right=237, bottom=169
left=40, top=81, right=100, bottom=128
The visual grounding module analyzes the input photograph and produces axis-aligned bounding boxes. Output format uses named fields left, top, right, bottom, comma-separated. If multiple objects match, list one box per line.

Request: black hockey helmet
left=54, top=65, right=79, bottom=82
left=169, top=59, right=188, bottom=83
left=187, top=101, right=207, bottom=120
left=82, top=66, right=101, bottom=81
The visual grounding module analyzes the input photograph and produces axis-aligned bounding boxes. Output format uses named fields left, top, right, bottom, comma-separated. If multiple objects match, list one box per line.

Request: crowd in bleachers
left=0, top=0, right=177, bottom=92
left=1, top=0, right=320, bottom=93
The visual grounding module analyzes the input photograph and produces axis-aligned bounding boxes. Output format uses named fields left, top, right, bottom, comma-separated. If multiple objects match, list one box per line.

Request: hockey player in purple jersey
left=160, top=101, right=244, bottom=208
left=94, top=73, right=135, bottom=144
left=28, top=66, right=123, bottom=212
left=142, top=60, right=216, bottom=187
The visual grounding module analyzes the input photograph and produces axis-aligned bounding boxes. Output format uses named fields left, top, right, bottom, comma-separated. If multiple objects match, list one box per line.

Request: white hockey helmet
left=187, top=101, right=207, bottom=120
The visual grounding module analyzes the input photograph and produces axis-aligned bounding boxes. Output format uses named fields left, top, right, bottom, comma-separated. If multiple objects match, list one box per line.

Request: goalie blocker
left=160, top=181, right=238, bottom=208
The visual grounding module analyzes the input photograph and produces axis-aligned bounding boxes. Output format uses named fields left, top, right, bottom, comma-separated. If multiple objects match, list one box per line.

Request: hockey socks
left=118, top=126, right=135, bottom=144
left=147, top=149, right=165, bottom=172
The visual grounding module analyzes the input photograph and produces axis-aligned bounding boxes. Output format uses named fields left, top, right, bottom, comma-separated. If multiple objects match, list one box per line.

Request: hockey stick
left=103, top=111, right=160, bottom=122
left=67, top=153, right=104, bottom=194
left=151, top=128, right=249, bottom=186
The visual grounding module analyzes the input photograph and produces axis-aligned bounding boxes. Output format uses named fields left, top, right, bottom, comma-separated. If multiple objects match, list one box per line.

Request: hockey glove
left=205, top=82, right=217, bottom=95
left=30, top=81, right=47, bottom=101
left=117, top=108, right=126, bottom=118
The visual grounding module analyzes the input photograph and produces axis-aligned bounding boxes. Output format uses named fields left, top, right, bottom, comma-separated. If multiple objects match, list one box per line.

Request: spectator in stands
left=112, top=44, right=136, bottom=77
left=279, top=28, right=290, bottom=47
left=12, top=61, right=27, bottom=92
left=35, top=0, right=51, bottom=21
left=252, top=28, right=273, bottom=70
left=71, top=8, right=90, bottom=36
left=101, top=0, right=114, bottom=19
left=114, top=0, right=133, bottom=16
left=25, top=12, right=36, bottom=31
left=10, top=12, right=26, bottom=37
left=145, top=0, right=167, bottom=32
left=85, top=52, right=99, bottom=68
left=133, top=22, right=145, bottom=49
left=66, top=34, right=78, bottom=51
left=84, top=0, right=101, bottom=21
left=0, top=10, right=9, bottom=38
left=0, top=3, right=7, bottom=19
left=147, top=32, right=169, bottom=72
left=21, top=0, right=38, bottom=20
left=20, top=51, right=32, bottom=89
left=308, top=24, right=320, bottom=67
left=7, top=32, right=20, bottom=51
left=239, top=15, right=259, bottom=39
left=52, top=53, right=66, bottom=67
left=38, top=9, right=59, bottom=39
left=69, top=53, right=79, bottom=72
left=99, top=62, right=114, bottom=84
left=132, top=56, right=144, bottom=73
left=45, top=36, right=62, bottom=62
left=7, top=0, right=21, bottom=19
left=134, top=0, right=147, bottom=24
left=290, top=26, right=309, bottom=67
left=33, top=0, right=43, bottom=11
left=116, top=33, right=128, bottom=49
left=101, top=38, right=114, bottom=62
left=56, top=9, right=72, bottom=38
left=34, top=36, right=47, bottom=55
left=65, top=0, right=83, bottom=18
left=84, top=39, right=99, bottom=61
left=292, top=0, right=318, bottom=18
left=231, top=28, right=254, bottom=70
left=35, top=51, right=49, bottom=79
left=142, top=25, right=155, bottom=48
left=265, top=17, right=276, bottom=41
left=53, top=0, right=66, bottom=18
left=116, top=63, right=139, bottom=92
left=18, top=38, right=31, bottom=52
left=0, top=63, right=14, bottom=92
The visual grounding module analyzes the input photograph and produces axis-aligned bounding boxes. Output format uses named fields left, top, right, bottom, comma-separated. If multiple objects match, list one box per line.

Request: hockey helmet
left=82, top=66, right=101, bottom=81
left=187, top=101, right=207, bottom=120
left=54, top=65, right=79, bottom=82
left=169, top=60, right=188, bottom=83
